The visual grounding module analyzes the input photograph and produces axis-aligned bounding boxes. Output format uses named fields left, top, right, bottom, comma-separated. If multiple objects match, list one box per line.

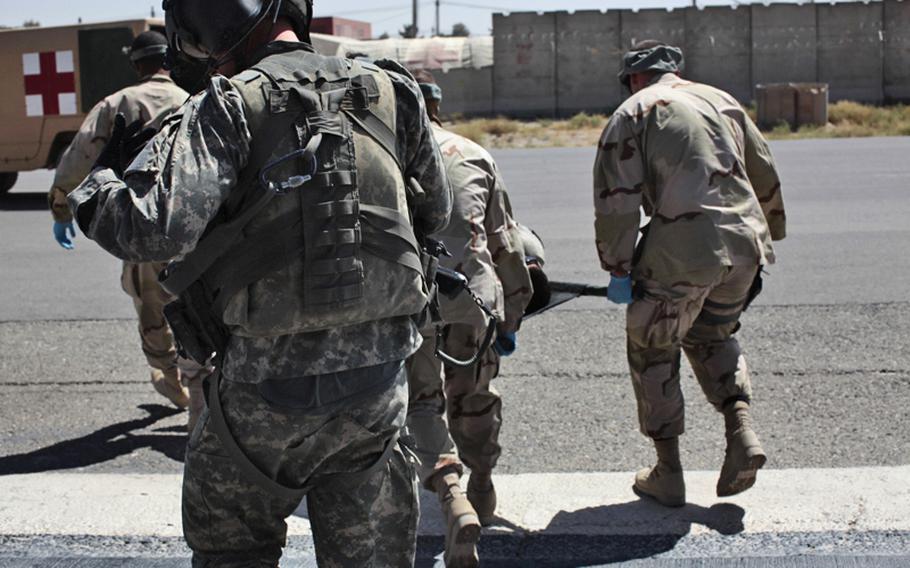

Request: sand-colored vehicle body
left=0, top=19, right=164, bottom=192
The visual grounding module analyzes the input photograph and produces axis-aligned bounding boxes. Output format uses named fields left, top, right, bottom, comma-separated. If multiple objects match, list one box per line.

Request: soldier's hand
left=94, top=114, right=156, bottom=177
left=53, top=221, right=76, bottom=250
left=606, top=275, right=633, bottom=305
left=493, top=331, right=517, bottom=357
left=121, top=120, right=157, bottom=171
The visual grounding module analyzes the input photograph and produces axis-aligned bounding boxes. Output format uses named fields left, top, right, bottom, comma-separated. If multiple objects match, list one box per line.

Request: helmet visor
left=164, top=4, right=212, bottom=62
left=176, top=36, right=212, bottom=61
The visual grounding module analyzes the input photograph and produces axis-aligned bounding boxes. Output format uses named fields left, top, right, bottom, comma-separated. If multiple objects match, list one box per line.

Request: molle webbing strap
left=696, top=309, right=742, bottom=326
left=340, top=72, right=399, bottom=168
left=343, top=108, right=402, bottom=171
left=316, top=228, right=360, bottom=248
left=703, top=298, right=745, bottom=311
left=206, top=205, right=424, bottom=315
left=314, top=199, right=358, bottom=218
left=360, top=204, right=425, bottom=275
left=310, top=170, right=356, bottom=189
left=310, top=256, right=361, bottom=276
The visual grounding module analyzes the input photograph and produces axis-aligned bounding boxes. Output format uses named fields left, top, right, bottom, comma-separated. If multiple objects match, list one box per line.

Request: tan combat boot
left=467, top=472, right=497, bottom=526
left=433, top=471, right=481, bottom=568
left=633, top=437, right=686, bottom=508
left=151, top=368, right=190, bottom=409
left=717, top=401, right=767, bottom=497
left=185, top=374, right=207, bottom=434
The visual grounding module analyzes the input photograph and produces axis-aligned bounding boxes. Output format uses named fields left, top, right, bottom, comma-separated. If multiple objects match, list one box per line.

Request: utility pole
left=412, top=0, right=419, bottom=37
left=435, top=0, right=441, bottom=36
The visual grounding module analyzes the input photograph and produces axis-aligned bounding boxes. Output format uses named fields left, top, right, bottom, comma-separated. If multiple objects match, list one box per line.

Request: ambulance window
left=78, top=27, right=137, bottom=113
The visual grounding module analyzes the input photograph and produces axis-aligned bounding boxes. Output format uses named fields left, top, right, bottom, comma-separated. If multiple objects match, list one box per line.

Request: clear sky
left=1, top=0, right=811, bottom=38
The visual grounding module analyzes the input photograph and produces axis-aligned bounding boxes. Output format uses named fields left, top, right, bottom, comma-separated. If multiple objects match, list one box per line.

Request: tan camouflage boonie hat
left=618, top=42, right=685, bottom=88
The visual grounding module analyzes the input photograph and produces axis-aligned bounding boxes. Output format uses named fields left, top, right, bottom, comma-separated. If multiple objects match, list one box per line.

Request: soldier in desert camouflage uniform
left=68, top=0, right=451, bottom=565
left=48, top=31, right=199, bottom=418
left=406, top=70, right=532, bottom=567
left=594, top=42, right=787, bottom=507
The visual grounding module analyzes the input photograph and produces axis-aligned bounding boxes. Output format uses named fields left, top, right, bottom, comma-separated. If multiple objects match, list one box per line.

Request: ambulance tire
left=0, top=172, right=17, bottom=196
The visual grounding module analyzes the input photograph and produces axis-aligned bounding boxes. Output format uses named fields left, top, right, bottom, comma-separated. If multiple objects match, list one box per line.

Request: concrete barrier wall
left=485, top=1, right=908, bottom=118
left=619, top=9, right=686, bottom=52
left=492, top=12, right=557, bottom=117
left=436, top=66, right=494, bottom=117
left=555, top=10, right=622, bottom=116
left=751, top=3, right=817, bottom=89
left=884, top=0, right=910, bottom=102
left=817, top=2, right=884, bottom=103
left=684, top=6, right=752, bottom=103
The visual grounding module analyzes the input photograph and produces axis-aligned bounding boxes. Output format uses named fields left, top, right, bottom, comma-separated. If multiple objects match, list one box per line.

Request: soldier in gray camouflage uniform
left=594, top=42, right=786, bottom=507
left=67, top=0, right=451, bottom=565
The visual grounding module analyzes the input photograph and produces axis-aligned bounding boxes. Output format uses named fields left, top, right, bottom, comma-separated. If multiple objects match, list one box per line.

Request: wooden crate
left=756, top=83, right=829, bottom=129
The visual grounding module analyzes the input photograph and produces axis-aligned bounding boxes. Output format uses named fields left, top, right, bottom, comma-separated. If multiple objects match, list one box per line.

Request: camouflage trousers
left=120, top=261, right=178, bottom=374
left=405, top=324, right=502, bottom=487
left=626, top=265, right=759, bottom=440
left=183, top=362, right=418, bottom=567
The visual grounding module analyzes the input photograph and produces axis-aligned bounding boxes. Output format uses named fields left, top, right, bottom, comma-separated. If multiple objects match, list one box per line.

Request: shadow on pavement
left=527, top=498, right=746, bottom=564
left=0, top=192, right=47, bottom=211
left=0, top=404, right=186, bottom=475
left=415, top=498, right=746, bottom=566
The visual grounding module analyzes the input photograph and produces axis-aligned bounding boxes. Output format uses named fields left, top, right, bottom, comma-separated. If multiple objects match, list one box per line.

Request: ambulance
left=0, top=19, right=171, bottom=195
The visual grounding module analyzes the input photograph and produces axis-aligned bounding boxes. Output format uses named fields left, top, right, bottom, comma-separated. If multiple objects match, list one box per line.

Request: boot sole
left=444, top=513, right=481, bottom=568
left=717, top=450, right=767, bottom=497
left=632, top=483, right=686, bottom=508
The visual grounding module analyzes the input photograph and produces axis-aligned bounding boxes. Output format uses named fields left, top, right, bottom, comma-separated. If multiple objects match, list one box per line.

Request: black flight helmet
left=163, top=0, right=313, bottom=64
left=163, top=0, right=274, bottom=65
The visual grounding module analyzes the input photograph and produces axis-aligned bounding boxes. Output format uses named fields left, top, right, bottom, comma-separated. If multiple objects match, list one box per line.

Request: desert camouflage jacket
left=49, top=74, right=187, bottom=222
left=593, top=73, right=786, bottom=281
left=432, top=124, right=532, bottom=333
left=68, top=43, right=451, bottom=382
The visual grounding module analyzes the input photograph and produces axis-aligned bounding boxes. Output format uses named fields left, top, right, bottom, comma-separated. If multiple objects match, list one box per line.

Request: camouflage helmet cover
left=517, top=223, right=546, bottom=266
left=517, top=224, right=551, bottom=316
left=411, top=68, right=443, bottom=102
left=618, top=42, right=684, bottom=88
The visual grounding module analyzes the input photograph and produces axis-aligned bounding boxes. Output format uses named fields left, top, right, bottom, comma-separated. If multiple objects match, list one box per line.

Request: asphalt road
left=1, top=137, right=909, bottom=478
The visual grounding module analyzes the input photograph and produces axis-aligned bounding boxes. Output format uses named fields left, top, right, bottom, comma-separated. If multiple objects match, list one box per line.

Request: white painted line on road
left=1, top=466, right=907, bottom=538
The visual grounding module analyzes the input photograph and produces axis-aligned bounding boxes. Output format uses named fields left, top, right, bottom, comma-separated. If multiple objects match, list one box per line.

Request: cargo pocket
left=627, top=293, right=686, bottom=350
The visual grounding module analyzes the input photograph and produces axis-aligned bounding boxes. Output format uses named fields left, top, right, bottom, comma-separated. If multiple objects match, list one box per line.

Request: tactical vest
left=163, top=50, right=428, bottom=341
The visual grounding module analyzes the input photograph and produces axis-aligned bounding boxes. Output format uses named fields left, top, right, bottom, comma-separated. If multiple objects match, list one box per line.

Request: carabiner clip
left=258, top=147, right=319, bottom=194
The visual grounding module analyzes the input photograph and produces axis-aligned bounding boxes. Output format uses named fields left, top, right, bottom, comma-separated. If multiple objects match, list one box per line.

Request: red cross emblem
left=22, top=51, right=77, bottom=117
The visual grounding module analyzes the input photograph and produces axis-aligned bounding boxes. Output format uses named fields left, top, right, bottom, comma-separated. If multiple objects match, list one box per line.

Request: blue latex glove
left=493, top=331, right=517, bottom=357
left=607, top=274, right=633, bottom=305
left=53, top=221, right=76, bottom=250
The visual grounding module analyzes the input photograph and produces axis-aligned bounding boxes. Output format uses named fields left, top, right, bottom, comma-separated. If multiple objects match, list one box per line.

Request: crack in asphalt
left=501, top=369, right=908, bottom=380
left=1, top=299, right=909, bottom=326
left=847, top=497, right=868, bottom=531
left=0, top=380, right=148, bottom=387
